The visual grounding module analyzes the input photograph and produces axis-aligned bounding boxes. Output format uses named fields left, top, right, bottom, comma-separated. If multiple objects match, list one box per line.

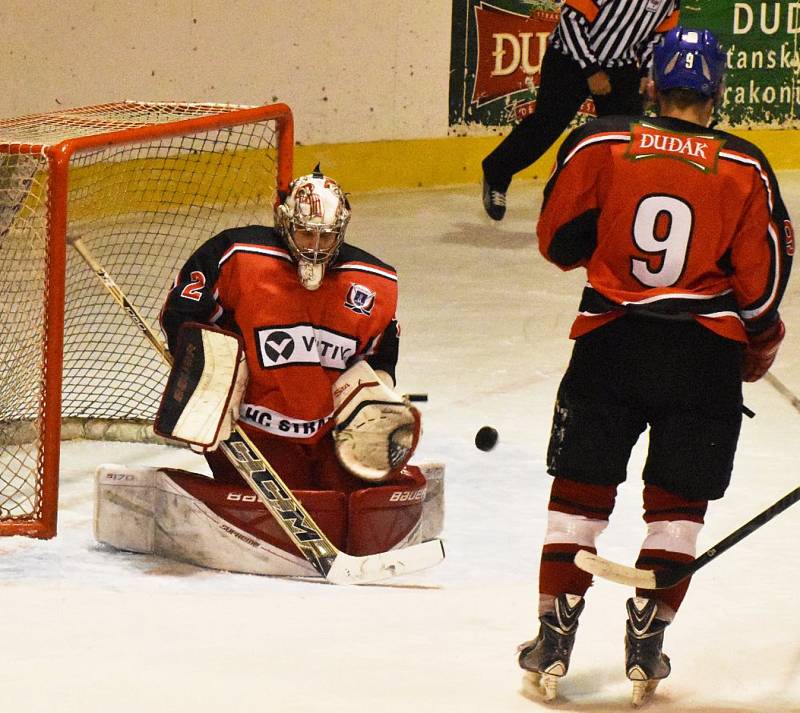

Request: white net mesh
left=0, top=101, right=255, bottom=145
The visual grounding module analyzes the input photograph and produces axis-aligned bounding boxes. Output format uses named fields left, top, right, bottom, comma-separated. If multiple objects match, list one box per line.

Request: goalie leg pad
left=94, top=465, right=158, bottom=554
left=96, top=461, right=446, bottom=573
left=95, top=465, right=346, bottom=577
left=346, top=462, right=446, bottom=555
left=347, top=466, right=426, bottom=556
left=154, top=323, right=247, bottom=451
left=417, top=461, right=445, bottom=541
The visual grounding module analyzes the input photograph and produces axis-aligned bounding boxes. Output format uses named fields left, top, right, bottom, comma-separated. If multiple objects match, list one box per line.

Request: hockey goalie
left=94, top=168, right=443, bottom=577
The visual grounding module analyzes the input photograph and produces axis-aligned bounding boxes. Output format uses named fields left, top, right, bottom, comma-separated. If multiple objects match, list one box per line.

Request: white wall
left=0, top=1, right=452, bottom=145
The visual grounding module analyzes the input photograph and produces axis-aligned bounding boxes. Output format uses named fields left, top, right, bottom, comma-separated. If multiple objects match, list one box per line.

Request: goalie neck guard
left=275, top=165, right=351, bottom=290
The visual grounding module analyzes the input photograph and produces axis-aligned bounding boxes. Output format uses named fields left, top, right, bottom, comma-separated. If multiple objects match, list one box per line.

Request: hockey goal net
left=0, top=101, right=293, bottom=538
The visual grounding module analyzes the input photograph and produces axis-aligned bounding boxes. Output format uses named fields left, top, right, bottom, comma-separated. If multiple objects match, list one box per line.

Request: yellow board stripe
left=298, top=128, right=800, bottom=192
left=16, top=129, right=799, bottom=222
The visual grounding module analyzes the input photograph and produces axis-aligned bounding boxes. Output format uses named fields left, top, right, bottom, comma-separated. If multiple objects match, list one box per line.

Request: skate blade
left=631, top=679, right=660, bottom=707
left=522, top=671, right=559, bottom=702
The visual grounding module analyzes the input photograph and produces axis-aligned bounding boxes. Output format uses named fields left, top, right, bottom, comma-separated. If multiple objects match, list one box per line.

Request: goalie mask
left=276, top=165, right=351, bottom=290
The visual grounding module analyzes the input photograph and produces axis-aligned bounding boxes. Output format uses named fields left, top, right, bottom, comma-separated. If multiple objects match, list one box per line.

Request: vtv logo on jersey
left=256, top=324, right=358, bottom=370
left=262, top=331, right=295, bottom=362
left=626, top=122, right=725, bottom=173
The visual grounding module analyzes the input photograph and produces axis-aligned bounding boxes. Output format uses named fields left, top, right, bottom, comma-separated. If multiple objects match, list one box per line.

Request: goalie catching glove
left=332, top=361, right=421, bottom=482
left=154, top=323, right=248, bottom=451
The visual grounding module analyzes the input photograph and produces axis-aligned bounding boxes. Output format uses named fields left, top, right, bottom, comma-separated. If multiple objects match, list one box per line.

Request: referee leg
left=482, top=48, right=589, bottom=191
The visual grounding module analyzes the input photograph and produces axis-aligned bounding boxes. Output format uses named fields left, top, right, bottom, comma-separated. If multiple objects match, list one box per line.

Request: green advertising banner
left=684, top=1, right=800, bottom=126
left=449, top=0, right=800, bottom=133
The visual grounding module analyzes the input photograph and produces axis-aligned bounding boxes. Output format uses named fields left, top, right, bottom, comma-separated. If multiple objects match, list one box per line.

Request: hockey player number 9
left=631, top=195, right=693, bottom=288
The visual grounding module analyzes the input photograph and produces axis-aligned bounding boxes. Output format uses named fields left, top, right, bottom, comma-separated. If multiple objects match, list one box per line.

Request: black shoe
left=482, top=176, right=507, bottom=221
left=625, top=597, right=671, bottom=706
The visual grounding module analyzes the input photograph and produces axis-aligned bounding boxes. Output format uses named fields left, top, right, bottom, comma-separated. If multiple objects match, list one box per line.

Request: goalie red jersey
left=160, top=225, right=399, bottom=443
left=537, top=115, right=794, bottom=341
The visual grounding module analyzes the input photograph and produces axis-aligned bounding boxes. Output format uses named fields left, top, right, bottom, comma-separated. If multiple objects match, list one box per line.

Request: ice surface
left=2, top=176, right=800, bottom=713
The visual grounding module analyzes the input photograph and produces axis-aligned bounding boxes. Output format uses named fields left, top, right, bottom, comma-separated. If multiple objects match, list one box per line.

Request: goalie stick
left=575, top=485, right=800, bottom=589
left=70, top=236, right=445, bottom=585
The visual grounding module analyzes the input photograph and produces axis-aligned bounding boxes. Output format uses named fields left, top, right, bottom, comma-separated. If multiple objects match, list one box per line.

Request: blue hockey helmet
left=653, top=27, right=726, bottom=98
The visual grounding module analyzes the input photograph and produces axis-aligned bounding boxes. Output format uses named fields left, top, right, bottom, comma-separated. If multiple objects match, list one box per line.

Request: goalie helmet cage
left=0, top=101, right=294, bottom=538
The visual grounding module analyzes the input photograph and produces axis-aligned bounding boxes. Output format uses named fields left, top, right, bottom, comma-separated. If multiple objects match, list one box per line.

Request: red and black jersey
left=538, top=114, right=794, bottom=342
left=160, top=226, right=399, bottom=443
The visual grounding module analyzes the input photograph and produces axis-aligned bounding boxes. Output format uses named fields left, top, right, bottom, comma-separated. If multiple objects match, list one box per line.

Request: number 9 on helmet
left=653, top=27, right=726, bottom=99
left=275, top=164, right=351, bottom=290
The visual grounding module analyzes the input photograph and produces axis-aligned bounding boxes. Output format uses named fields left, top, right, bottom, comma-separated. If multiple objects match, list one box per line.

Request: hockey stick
left=763, top=371, right=800, bottom=414
left=575, top=486, right=800, bottom=588
left=575, top=371, right=799, bottom=588
left=70, top=236, right=444, bottom=585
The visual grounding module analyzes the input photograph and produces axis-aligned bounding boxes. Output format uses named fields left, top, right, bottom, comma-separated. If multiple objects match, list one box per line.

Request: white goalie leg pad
left=154, top=323, right=247, bottom=451
left=94, top=465, right=317, bottom=577
left=94, top=465, right=158, bottom=554
left=332, top=360, right=421, bottom=482
left=417, top=461, right=445, bottom=541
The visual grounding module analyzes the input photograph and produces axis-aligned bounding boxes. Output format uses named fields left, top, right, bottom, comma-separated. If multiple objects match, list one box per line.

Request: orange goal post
left=0, top=101, right=294, bottom=538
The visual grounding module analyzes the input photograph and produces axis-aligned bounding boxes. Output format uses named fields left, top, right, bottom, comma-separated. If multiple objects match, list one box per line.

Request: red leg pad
left=346, top=466, right=427, bottom=556
left=162, top=468, right=348, bottom=555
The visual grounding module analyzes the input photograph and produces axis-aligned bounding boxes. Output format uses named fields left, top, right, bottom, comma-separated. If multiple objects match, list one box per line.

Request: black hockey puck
left=475, top=426, right=498, bottom=452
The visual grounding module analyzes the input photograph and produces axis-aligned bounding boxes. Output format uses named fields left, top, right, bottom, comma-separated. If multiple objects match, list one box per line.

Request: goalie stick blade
left=325, top=538, right=445, bottom=585
left=574, top=550, right=657, bottom=589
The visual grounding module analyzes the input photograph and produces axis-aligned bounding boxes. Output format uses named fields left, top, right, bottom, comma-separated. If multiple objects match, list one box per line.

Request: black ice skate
left=518, top=593, right=585, bottom=701
left=625, top=597, right=671, bottom=707
left=482, top=175, right=507, bottom=221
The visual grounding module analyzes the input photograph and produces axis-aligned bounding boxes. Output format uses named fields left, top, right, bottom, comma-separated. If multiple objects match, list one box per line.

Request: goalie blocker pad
left=94, top=462, right=444, bottom=578
left=154, top=323, right=247, bottom=449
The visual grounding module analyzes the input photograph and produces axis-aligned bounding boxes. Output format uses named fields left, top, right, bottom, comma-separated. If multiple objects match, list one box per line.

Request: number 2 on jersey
left=631, top=195, right=693, bottom=287
left=180, top=270, right=206, bottom=301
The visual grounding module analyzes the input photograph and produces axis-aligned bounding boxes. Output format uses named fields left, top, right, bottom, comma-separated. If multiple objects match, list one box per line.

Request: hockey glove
left=332, top=361, right=421, bottom=482
left=742, top=318, right=785, bottom=382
